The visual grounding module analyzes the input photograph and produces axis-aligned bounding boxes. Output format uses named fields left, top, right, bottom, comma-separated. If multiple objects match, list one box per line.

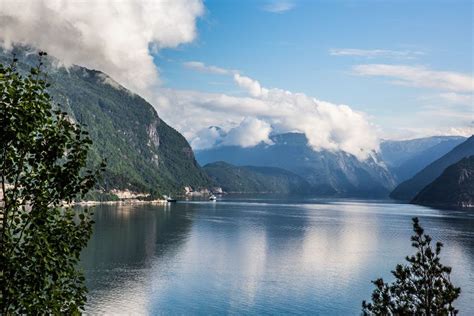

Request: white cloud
left=190, top=126, right=224, bottom=150
left=330, top=48, right=424, bottom=59
left=0, top=0, right=204, bottom=95
left=183, top=61, right=233, bottom=75
left=353, top=64, right=474, bottom=92
left=262, top=1, right=295, bottom=13
left=155, top=71, right=379, bottom=160
left=234, top=74, right=269, bottom=98
left=222, top=118, right=273, bottom=148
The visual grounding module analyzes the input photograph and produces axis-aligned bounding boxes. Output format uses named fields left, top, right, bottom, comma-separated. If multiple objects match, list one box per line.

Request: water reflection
left=81, top=199, right=474, bottom=314
left=81, top=203, right=194, bottom=313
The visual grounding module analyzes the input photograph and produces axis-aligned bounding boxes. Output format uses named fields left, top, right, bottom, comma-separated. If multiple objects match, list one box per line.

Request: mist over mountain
left=196, top=133, right=396, bottom=197
left=0, top=47, right=212, bottom=195
left=391, top=136, right=474, bottom=201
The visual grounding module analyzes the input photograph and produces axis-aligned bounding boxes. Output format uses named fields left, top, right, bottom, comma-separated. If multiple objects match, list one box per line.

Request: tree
left=362, top=217, right=461, bottom=315
left=0, top=52, right=104, bottom=313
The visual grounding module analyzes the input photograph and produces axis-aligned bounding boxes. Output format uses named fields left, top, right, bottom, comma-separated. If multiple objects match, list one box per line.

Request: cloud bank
left=0, top=0, right=204, bottom=94
left=158, top=70, right=379, bottom=160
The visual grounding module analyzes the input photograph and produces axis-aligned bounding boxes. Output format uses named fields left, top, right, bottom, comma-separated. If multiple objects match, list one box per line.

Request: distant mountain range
left=411, top=156, right=473, bottom=208
left=198, top=134, right=473, bottom=199
left=1, top=47, right=212, bottom=196
left=204, top=162, right=311, bottom=194
left=391, top=136, right=474, bottom=201
left=197, top=133, right=396, bottom=197
left=380, top=136, right=466, bottom=182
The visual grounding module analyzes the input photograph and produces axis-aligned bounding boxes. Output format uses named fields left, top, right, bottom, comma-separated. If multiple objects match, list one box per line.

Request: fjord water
left=81, top=198, right=474, bottom=314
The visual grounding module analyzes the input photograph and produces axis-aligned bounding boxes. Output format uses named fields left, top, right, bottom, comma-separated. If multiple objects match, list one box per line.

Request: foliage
left=0, top=53, right=104, bottom=313
left=204, top=161, right=311, bottom=194
left=362, top=217, right=461, bottom=315
left=82, top=190, right=120, bottom=202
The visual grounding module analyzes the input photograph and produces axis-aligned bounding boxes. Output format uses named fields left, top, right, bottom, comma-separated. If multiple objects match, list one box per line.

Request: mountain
left=1, top=47, right=212, bottom=196
left=380, top=136, right=466, bottom=182
left=196, top=133, right=396, bottom=197
left=380, top=136, right=465, bottom=167
left=412, top=156, right=474, bottom=208
left=392, top=138, right=467, bottom=182
left=390, top=136, right=474, bottom=201
left=203, top=162, right=311, bottom=194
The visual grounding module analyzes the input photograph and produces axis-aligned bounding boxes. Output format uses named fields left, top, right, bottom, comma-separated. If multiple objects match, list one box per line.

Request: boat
left=163, top=195, right=177, bottom=203
left=209, top=194, right=217, bottom=201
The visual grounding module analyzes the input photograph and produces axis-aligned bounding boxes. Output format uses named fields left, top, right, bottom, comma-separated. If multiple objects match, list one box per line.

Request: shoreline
left=72, top=199, right=168, bottom=206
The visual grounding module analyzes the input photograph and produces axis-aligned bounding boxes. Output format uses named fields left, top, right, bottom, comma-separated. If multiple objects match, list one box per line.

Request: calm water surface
left=80, top=197, right=474, bottom=314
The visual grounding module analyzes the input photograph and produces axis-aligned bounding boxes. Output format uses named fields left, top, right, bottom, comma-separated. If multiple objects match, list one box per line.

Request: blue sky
left=155, top=0, right=473, bottom=139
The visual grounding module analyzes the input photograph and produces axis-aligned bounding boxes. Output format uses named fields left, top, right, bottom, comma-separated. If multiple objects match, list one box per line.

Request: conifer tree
left=363, top=217, right=460, bottom=315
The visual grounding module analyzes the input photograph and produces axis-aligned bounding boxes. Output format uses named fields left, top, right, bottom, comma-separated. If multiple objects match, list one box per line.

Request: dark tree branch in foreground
left=0, top=52, right=105, bottom=314
left=363, top=217, right=461, bottom=315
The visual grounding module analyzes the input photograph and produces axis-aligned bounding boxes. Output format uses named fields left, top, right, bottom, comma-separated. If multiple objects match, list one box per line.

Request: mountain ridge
left=196, top=132, right=396, bottom=197
left=391, top=136, right=474, bottom=201
left=411, top=156, right=474, bottom=208
left=203, top=161, right=312, bottom=194
left=380, top=136, right=466, bottom=183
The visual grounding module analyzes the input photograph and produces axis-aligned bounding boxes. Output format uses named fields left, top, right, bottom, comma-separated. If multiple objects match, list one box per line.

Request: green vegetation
left=204, top=161, right=311, bottom=194
left=363, top=218, right=460, bottom=315
left=0, top=53, right=103, bottom=313
left=412, top=156, right=473, bottom=208
left=83, top=190, right=120, bottom=202
left=0, top=46, right=212, bottom=197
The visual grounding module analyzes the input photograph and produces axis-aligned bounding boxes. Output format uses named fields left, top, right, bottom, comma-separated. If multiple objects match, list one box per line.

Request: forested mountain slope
left=204, top=162, right=311, bottom=194
left=0, top=47, right=212, bottom=195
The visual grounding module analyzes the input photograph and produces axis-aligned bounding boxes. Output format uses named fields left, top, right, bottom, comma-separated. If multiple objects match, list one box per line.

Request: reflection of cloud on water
left=146, top=213, right=268, bottom=313
left=228, top=228, right=267, bottom=310
left=82, top=203, right=194, bottom=314
left=300, top=208, right=378, bottom=286
left=253, top=202, right=380, bottom=299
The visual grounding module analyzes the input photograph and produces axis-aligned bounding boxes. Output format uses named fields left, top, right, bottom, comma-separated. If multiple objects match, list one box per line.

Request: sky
left=0, top=0, right=472, bottom=158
